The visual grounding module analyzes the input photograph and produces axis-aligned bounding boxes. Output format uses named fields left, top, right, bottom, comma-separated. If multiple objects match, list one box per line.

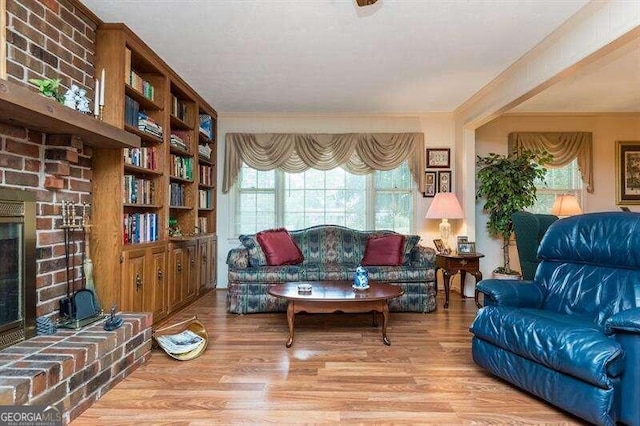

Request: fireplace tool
left=59, top=201, right=103, bottom=329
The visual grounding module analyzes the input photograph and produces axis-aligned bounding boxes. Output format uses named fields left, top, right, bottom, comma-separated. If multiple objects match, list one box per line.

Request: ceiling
left=80, top=0, right=590, bottom=114
left=513, top=36, right=640, bottom=113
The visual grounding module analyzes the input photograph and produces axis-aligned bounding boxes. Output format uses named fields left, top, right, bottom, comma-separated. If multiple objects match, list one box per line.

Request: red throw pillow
left=361, top=234, right=405, bottom=266
left=256, top=228, right=304, bottom=266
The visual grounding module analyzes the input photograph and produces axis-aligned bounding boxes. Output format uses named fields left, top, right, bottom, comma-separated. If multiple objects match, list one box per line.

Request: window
left=528, top=159, right=582, bottom=214
left=234, top=163, right=414, bottom=235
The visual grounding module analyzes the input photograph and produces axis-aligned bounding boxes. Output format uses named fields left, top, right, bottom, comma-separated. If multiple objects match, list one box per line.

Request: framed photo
left=457, top=241, right=476, bottom=254
left=616, top=141, right=640, bottom=205
left=438, top=170, right=452, bottom=193
left=426, top=148, right=450, bottom=168
left=433, top=239, right=446, bottom=253
left=457, top=236, right=468, bottom=245
left=423, top=171, right=436, bottom=197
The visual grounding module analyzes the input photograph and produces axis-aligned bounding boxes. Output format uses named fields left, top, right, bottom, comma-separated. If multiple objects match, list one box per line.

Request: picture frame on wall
left=616, top=141, right=640, bottom=205
left=438, top=170, right=451, bottom=193
left=426, top=148, right=451, bottom=168
left=423, top=171, right=436, bottom=197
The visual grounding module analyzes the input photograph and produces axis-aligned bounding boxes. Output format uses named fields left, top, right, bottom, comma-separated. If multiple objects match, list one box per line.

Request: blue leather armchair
left=471, top=212, right=640, bottom=426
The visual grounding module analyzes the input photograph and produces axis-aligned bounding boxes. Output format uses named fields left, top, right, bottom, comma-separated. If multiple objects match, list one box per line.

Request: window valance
left=223, top=132, right=425, bottom=193
left=509, top=132, right=593, bottom=193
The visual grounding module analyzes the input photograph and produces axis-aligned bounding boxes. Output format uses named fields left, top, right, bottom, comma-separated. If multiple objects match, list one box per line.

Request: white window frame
left=529, top=159, right=584, bottom=214
left=232, top=165, right=417, bottom=236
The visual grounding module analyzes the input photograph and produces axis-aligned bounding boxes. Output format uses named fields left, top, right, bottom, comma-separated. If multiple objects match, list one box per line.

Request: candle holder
left=98, top=105, right=104, bottom=121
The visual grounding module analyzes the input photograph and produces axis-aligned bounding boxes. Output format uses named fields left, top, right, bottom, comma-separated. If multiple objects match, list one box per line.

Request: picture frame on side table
left=438, top=170, right=451, bottom=193
left=616, top=141, right=640, bottom=205
left=433, top=239, right=447, bottom=254
left=457, top=242, right=476, bottom=254
left=426, top=148, right=451, bottom=168
left=423, top=171, right=436, bottom=197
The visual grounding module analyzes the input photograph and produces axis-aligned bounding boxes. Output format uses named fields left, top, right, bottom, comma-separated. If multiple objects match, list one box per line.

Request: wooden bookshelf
left=92, top=23, right=217, bottom=322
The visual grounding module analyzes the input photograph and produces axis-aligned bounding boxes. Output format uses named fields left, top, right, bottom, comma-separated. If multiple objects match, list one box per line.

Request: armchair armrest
left=605, top=308, right=640, bottom=335
left=226, top=247, right=249, bottom=269
left=477, top=279, right=545, bottom=308
left=410, top=245, right=436, bottom=268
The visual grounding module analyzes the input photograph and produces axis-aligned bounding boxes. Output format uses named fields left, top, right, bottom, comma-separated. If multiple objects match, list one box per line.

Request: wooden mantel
left=0, top=79, right=140, bottom=149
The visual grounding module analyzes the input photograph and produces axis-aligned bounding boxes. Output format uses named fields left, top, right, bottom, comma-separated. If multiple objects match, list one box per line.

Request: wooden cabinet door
left=168, top=245, right=185, bottom=312
left=185, top=242, right=197, bottom=301
left=198, top=237, right=209, bottom=293
left=121, top=248, right=147, bottom=313
left=209, top=237, right=217, bottom=289
left=149, top=245, right=167, bottom=322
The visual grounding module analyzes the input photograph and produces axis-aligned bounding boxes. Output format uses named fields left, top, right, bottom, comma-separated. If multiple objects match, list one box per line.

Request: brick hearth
left=0, top=313, right=152, bottom=424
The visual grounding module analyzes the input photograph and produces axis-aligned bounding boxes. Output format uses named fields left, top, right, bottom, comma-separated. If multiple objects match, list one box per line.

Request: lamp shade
left=551, top=194, right=582, bottom=216
left=426, top=193, right=464, bottom=219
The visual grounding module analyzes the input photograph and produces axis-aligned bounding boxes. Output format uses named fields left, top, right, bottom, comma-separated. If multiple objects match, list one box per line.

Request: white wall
left=215, top=113, right=455, bottom=288
left=475, top=112, right=640, bottom=279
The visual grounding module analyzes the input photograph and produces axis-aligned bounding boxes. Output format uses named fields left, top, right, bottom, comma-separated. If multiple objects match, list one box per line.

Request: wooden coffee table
left=267, top=281, right=404, bottom=347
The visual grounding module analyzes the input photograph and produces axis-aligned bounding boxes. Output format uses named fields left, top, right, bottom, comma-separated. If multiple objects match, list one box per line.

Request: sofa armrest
left=476, top=279, right=545, bottom=308
left=410, top=245, right=436, bottom=268
left=605, top=308, right=640, bottom=335
left=226, top=247, right=249, bottom=269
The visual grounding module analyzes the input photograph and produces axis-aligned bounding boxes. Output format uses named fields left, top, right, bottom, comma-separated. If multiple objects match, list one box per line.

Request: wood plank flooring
left=73, top=289, right=581, bottom=425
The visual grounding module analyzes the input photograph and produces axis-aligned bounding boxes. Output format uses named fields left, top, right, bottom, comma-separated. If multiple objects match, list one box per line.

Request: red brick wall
left=2, top=0, right=99, bottom=319
left=0, top=123, right=93, bottom=319
left=5, top=0, right=97, bottom=98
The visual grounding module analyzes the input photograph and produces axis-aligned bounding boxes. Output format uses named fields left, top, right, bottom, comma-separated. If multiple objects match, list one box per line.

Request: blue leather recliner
left=471, top=212, right=640, bottom=426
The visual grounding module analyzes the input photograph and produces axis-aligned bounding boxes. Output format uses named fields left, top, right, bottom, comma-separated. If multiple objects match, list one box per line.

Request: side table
left=435, top=253, right=485, bottom=309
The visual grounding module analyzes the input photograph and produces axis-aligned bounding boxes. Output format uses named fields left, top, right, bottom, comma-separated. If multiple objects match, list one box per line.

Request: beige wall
left=215, top=113, right=456, bottom=288
left=475, top=113, right=640, bottom=282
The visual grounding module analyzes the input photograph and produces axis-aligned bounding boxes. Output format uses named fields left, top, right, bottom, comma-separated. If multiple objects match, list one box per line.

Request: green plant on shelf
left=28, top=78, right=64, bottom=103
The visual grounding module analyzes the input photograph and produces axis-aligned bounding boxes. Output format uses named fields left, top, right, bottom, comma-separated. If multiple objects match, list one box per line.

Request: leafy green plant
left=28, top=78, right=64, bottom=103
left=476, top=149, right=552, bottom=275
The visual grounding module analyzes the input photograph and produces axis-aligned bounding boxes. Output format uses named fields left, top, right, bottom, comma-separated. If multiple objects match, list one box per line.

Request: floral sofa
left=226, top=225, right=437, bottom=314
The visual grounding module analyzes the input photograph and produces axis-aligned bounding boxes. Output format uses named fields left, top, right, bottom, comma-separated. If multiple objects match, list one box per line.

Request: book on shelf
left=198, top=143, right=212, bottom=160
left=171, top=95, right=189, bottom=122
left=123, top=212, right=159, bottom=244
left=199, top=114, right=213, bottom=139
left=129, top=70, right=155, bottom=101
left=170, top=182, right=185, bottom=206
left=199, top=189, right=212, bottom=209
left=124, top=96, right=140, bottom=128
left=123, top=175, right=154, bottom=205
left=170, top=130, right=190, bottom=151
left=197, top=217, right=207, bottom=234
left=170, top=155, right=193, bottom=180
left=124, top=146, right=156, bottom=169
left=124, top=48, right=132, bottom=84
left=138, top=111, right=163, bottom=138
left=199, top=164, right=212, bottom=186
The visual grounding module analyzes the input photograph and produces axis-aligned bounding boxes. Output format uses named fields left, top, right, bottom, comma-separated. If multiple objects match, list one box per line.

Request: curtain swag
left=509, top=132, right=593, bottom=193
left=223, top=132, right=425, bottom=193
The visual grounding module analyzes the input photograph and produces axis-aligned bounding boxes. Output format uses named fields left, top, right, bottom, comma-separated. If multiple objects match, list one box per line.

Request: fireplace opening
left=0, top=188, right=36, bottom=350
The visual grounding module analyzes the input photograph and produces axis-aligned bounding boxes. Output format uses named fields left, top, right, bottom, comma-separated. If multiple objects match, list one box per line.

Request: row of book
left=197, top=217, right=208, bottom=234
left=124, top=96, right=140, bottom=128
left=138, top=112, right=163, bottom=138
left=123, top=213, right=159, bottom=244
left=170, top=130, right=190, bottom=152
left=198, top=143, right=212, bottom=160
left=124, top=146, right=157, bottom=170
left=170, top=182, right=185, bottom=207
left=199, top=189, right=212, bottom=209
left=171, top=95, right=190, bottom=122
left=199, top=165, right=213, bottom=186
left=123, top=175, right=154, bottom=205
left=130, top=70, right=155, bottom=101
left=170, top=155, right=193, bottom=180
left=199, top=114, right=213, bottom=139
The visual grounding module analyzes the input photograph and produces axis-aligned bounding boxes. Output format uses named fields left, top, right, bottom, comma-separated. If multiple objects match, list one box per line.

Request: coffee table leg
left=381, top=302, right=391, bottom=346
left=286, top=301, right=294, bottom=348
left=372, top=311, right=378, bottom=327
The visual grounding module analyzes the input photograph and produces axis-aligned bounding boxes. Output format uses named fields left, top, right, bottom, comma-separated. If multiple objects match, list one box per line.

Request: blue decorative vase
left=353, top=266, right=369, bottom=290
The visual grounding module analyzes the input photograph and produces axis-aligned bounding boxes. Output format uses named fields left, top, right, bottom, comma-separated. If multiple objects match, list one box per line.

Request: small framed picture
left=457, top=241, right=476, bottom=254
left=616, top=141, right=640, bottom=204
left=457, top=236, right=468, bottom=245
left=438, top=170, right=452, bottom=193
left=423, top=171, right=436, bottom=197
left=426, top=148, right=451, bottom=168
left=433, top=239, right=446, bottom=254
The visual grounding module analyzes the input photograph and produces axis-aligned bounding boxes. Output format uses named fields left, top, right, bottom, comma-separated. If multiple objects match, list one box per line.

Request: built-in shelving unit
left=91, top=24, right=217, bottom=322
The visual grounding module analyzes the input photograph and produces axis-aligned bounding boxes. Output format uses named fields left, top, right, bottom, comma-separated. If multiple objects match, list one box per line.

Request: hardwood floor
left=73, top=289, right=581, bottom=425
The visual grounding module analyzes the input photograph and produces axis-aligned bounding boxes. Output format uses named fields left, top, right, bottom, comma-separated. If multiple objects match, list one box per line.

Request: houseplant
left=476, top=149, right=551, bottom=276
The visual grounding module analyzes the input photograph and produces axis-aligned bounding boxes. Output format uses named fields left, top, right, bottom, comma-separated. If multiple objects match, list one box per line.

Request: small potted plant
left=476, top=149, right=551, bottom=277
left=28, top=78, right=64, bottom=103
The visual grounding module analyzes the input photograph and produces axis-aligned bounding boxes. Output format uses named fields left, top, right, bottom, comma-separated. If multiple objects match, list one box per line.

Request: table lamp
left=425, top=192, right=464, bottom=250
left=550, top=194, right=582, bottom=217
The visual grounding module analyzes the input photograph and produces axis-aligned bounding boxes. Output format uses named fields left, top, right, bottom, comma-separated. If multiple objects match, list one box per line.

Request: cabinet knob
left=177, top=262, right=182, bottom=272
left=157, top=268, right=163, bottom=280
left=202, top=255, right=207, bottom=264
left=135, top=272, right=142, bottom=292
left=191, top=258, right=195, bottom=266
